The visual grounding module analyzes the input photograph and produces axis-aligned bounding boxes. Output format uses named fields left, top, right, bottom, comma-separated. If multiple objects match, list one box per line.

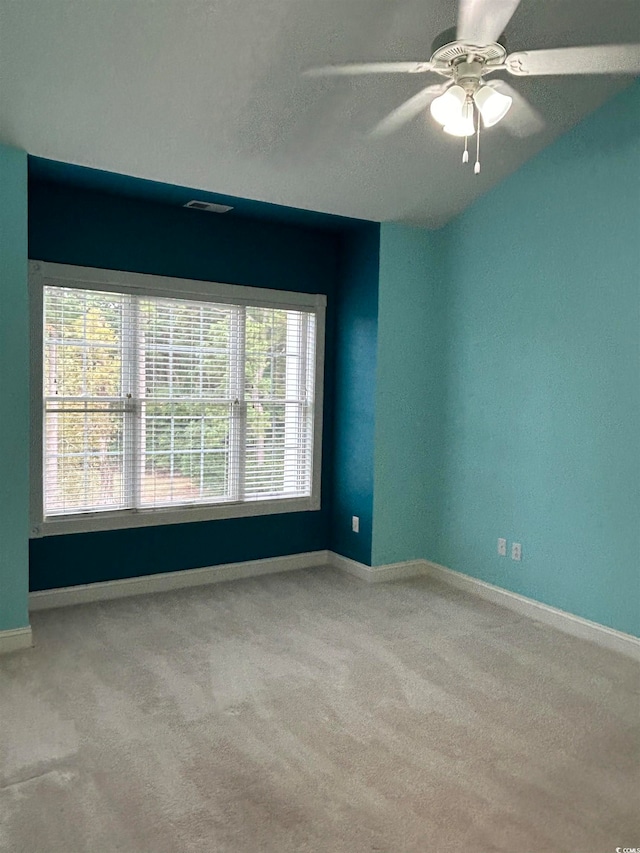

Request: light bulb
left=430, top=85, right=466, bottom=127
left=474, top=85, right=512, bottom=128
left=443, top=114, right=475, bottom=137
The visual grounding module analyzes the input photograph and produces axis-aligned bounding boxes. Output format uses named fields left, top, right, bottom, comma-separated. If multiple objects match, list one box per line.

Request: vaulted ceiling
left=0, top=0, right=637, bottom=225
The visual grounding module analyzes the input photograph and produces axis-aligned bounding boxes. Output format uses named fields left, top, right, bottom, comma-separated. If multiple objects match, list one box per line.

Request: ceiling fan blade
left=488, top=80, right=544, bottom=137
left=506, top=44, right=640, bottom=76
left=369, top=84, right=449, bottom=137
left=303, top=61, right=432, bottom=77
left=457, top=0, right=522, bottom=44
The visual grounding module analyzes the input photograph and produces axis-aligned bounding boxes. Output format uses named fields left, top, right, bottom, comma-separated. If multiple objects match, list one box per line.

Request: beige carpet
left=0, top=567, right=638, bottom=853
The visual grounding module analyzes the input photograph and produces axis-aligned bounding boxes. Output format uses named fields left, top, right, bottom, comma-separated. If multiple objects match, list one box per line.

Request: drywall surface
left=0, top=144, right=30, bottom=630
left=330, top=227, right=380, bottom=564
left=373, top=223, right=446, bottom=566
left=438, top=82, right=640, bottom=636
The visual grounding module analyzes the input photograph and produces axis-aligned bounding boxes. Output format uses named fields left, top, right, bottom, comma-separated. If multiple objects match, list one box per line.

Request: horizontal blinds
left=138, top=296, right=235, bottom=509
left=244, top=307, right=315, bottom=499
left=44, top=287, right=128, bottom=515
left=43, top=285, right=316, bottom=517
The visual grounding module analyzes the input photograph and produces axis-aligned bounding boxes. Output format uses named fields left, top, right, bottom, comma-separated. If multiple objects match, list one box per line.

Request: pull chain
left=462, top=98, right=470, bottom=163
left=474, top=105, right=481, bottom=174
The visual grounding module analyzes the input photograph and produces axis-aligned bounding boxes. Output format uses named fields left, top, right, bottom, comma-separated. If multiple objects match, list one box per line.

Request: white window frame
left=29, top=261, right=326, bottom=538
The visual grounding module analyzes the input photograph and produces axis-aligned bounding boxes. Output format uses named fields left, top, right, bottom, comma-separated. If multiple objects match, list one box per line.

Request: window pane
left=141, top=298, right=232, bottom=400
left=43, top=286, right=127, bottom=516
left=139, top=297, right=234, bottom=507
left=245, top=307, right=291, bottom=401
left=44, top=403, right=126, bottom=514
left=44, top=287, right=124, bottom=399
left=140, top=402, right=231, bottom=506
left=244, top=309, right=314, bottom=499
left=245, top=401, right=313, bottom=498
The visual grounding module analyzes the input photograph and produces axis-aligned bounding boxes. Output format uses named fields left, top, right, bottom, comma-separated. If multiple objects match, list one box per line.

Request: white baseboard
left=26, top=546, right=639, bottom=662
left=330, top=552, right=426, bottom=583
left=29, top=550, right=331, bottom=612
left=422, top=560, right=640, bottom=662
left=0, top=626, right=33, bottom=656
left=328, top=552, right=640, bottom=660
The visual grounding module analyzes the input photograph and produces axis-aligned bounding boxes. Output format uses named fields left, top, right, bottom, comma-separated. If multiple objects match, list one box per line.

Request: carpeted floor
left=0, top=567, right=638, bottom=853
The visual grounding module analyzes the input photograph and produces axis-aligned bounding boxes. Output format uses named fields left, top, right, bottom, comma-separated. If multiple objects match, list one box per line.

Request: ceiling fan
left=304, top=0, right=640, bottom=174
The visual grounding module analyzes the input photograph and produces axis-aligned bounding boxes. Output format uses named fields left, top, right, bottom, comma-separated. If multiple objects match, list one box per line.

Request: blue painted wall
left=28, top=179, right=343, bottom=295
left=29, top=155, right=362, bottom=233
left=0, top=145, right=30, bottom=630
left=435, top=82, right=639, bottom=636
left=329, top=226, right=380, bottom=564
left=373, top=224, right=446, bottom=566
left=28, top=177, right=379, bottom=589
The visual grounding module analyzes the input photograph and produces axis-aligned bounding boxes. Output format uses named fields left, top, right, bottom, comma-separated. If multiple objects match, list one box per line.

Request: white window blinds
left=43, top=284, right=318, bottom=518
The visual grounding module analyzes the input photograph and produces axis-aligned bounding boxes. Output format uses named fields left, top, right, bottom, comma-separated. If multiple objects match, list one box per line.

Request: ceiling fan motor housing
left=453, top=58, right=486, bottom=93
left=430, top=40, right=508, bottom=82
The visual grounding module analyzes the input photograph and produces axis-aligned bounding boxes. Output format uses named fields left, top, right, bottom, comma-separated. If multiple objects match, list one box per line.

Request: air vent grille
left=184, top=200, right=233, bottom=213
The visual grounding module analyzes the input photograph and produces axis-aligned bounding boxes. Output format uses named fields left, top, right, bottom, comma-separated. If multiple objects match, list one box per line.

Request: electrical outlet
left=511, top=542, right=522, bottom=561
left=497, top=538, right=507, bottom=556
left=352, top=516, right=359, bottom=533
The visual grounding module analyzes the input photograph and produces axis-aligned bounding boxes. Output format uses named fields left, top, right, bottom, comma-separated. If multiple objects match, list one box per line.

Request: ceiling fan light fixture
left=430, top=84, right=466, bottom=126
left=474, top=85, right=512, bottom=127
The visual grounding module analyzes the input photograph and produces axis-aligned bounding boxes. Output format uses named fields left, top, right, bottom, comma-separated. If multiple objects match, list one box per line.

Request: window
left=30, top=262, right=325, bottom=536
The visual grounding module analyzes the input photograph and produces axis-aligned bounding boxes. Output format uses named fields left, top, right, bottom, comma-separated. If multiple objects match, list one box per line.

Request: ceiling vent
left=184, top=200, right=233, bottom=213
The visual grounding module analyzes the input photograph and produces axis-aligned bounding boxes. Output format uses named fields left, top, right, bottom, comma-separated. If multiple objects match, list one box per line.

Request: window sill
left=30, top=495, right=320, bottom=538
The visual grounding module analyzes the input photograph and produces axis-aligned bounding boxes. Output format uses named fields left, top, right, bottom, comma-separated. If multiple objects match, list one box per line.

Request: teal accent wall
left=29, top=155, right=361, bottom=232
left=373, top=82, right=639, bottom=636
left=0, top=145, right=30, bottom=631
left=28, top=169, right=379, bottom=588
left=330, top=226, right=380, bottom=564
left=28, top=180, right=339, bottom=589
left=328, top=225, right=380, bottom=566
left=438, top=82, right=640, bottom=636
left=373, top=224, right=446, bottom=566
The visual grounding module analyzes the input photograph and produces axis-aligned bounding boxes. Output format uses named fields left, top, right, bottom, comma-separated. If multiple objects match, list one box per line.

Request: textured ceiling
left=0, top=0, right=638, bottom=226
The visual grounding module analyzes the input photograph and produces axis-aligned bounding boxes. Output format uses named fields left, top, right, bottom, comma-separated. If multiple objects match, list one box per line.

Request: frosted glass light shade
left=474, top=85, right=512, bottom=127
left=430, top=85, right=466, bottom=126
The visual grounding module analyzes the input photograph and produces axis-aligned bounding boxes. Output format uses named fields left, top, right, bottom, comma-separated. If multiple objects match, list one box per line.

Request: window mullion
left=298, top=313, right=310, bottom=493
left=123, top=294, right=141, bottom=509
left=229, top=305, right=246, bottom=502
